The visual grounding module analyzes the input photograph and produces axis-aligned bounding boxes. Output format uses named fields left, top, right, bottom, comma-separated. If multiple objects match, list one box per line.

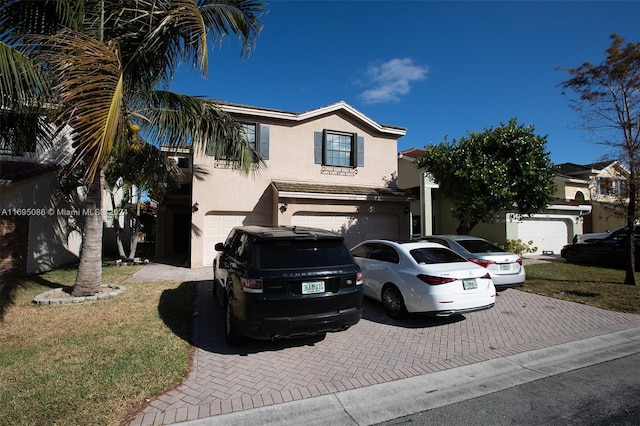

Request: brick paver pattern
left=130, top=280, right=640, bottom=425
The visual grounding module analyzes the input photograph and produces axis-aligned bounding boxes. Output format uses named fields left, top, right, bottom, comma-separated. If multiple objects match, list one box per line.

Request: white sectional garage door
left=203, top=213, right=268, bottom=266
left=291, top=213, right=398, bottom=249
left=516, top=219, right=570, bottom=255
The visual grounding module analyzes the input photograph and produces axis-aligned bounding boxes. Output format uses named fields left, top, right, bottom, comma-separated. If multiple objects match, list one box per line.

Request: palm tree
left=0, top=0, right=266, bottom=296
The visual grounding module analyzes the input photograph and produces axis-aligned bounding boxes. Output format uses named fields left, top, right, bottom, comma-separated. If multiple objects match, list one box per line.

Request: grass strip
left=522, top=262, right=640, bottom=314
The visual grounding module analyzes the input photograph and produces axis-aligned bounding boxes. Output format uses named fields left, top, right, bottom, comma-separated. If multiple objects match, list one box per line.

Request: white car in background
left=350, top=240, right=496, bottom=318
left=419, top=235, right=525, bottom=290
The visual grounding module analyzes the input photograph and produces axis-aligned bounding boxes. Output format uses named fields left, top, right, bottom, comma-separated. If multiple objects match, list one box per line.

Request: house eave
left=219, top=101, right=407, bottom=137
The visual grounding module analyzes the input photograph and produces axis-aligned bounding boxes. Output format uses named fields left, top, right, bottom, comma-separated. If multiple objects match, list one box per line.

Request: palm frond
left=199, top=0, right=266, bottom=56
left=35, top=29, right=126, bottom=184
left=140, top=90, right=261, bottom=172
left=0, top=41, right=51, bottom=107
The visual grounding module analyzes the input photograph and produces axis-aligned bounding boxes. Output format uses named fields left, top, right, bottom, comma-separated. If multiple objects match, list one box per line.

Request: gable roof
left=218, top=101, right=407, bottom=137
left=556, top=161, right=619, bottom=175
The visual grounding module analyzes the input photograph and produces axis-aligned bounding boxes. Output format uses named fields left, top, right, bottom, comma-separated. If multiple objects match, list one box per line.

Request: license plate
left=499, top=263, right=512, bottom=271
left=302, top=281, right=325, bottom=294
left=462, top=279, right=477, bottom=290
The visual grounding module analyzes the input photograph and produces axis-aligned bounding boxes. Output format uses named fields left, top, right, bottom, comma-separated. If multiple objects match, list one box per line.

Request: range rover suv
left=213, top=225, right=364, bottom=344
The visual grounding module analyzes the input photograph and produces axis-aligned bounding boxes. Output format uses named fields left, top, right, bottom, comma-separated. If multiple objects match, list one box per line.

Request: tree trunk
left=623, top=169, right=637, bottom=286
left=72, top=168, right=105, bottom=296
left=128, top=195, right=141, bottom=260
left=109, top=191, right=127, bottom=260
left=456, top=223, right=475, bottom=235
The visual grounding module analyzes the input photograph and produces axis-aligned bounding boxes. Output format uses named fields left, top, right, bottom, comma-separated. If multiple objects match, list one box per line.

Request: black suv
left=213, top=225, right=364, bottom=344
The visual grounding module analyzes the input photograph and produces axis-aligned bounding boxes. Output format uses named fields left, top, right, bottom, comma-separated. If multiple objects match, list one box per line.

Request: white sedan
left=350, top=240, right=496, bottom=318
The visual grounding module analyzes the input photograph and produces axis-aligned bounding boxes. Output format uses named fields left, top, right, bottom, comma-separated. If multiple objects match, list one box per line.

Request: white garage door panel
left=203, top=213, right=268, bottom=266
left=292, top=213, right=397, bottom=249
left=517, top=220, right=569, bottom=255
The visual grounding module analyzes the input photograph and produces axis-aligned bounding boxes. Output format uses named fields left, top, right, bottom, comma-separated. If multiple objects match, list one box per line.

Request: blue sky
left=171, top=0, right=640, bottom=165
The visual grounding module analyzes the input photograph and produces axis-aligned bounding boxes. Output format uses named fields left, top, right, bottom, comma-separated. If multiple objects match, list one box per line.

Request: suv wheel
left=382, top=285, right=407, bottom=318
left=225, top=297, right=244, bottom=345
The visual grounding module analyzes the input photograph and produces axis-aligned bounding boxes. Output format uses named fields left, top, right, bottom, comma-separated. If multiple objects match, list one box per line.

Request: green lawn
left=0, top=263, right=196, bottom=426
left=522, top=262, right=640, bottom=314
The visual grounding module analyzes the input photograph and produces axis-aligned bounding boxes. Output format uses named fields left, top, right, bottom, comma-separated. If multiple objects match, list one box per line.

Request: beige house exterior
left=557, top=161, right=630, bottom=233
left=156, top=101, right=413, bottom=268
left=397, top=149, right=593, bottom=255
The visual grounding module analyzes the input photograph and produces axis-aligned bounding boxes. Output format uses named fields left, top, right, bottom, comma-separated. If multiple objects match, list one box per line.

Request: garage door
left=291, top=213, right=398, bottom=249
left=203, top=213, right=268, bottom=266
left=516, top=219, right=570, bottom=255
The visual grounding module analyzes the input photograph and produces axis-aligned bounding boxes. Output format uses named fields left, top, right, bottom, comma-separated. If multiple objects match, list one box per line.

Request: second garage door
left=291, top=213, right=398, bottom=249
left=516, top=219, right=570, bottom=255
left=203, top=212, right=268, bottom=266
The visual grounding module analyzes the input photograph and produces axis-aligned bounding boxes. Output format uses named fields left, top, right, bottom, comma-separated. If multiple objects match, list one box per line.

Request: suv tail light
left=356, top=272, right=363, bottom=285
left=242, top=278, right=263, bottom=293
left=417, top=274, right=455, bottom=285
left=469, top=258, right=495, bottom=268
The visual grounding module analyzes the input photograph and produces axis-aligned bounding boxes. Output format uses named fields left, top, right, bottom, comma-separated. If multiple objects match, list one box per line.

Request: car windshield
left=456, top=239, right=505, bottom=254
left=410, top=247, right=468, bottom=264
left=257, top=240, right=353, bottom=269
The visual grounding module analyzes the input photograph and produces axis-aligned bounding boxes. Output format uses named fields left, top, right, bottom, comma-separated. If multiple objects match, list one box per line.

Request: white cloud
left=359, top=58, right=428, bottom=104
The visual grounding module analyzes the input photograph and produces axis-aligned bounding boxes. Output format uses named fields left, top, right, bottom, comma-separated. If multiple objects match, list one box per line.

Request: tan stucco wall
left=188, top=111, right=405, bottom=268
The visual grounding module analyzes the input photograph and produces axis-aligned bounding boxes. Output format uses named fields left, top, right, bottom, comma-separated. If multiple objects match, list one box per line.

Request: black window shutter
left=259, top=124, right=269, bottom=160
left=314, top=131, right=323, bottom=164
left=356, top=135, right=364, bottom=167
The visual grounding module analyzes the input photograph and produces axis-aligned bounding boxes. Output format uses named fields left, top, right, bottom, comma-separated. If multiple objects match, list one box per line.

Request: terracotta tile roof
left=399, top=148, right=426, bottom=158
left=271, top=181, right=414, bottom=200
left=0, top=160, right=59, bottom=184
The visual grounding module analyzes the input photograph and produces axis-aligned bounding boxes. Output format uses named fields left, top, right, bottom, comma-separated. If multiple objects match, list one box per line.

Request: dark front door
left=172, top=212, right=190, bottom=253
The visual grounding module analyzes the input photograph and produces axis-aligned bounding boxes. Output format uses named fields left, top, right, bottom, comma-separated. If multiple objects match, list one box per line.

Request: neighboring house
left=0, top=129, right=126, bottom=276
left=398, top=149, right=593, bottom=255
left=156, top=101, right=413, bottom=268
left=556, top=161, right=629, bottom=233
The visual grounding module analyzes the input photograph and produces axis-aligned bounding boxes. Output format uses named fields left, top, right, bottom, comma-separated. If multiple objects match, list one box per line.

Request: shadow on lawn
left=158, top=280, right=199, bottom=343
left=0, top=273, right=62, bottom=322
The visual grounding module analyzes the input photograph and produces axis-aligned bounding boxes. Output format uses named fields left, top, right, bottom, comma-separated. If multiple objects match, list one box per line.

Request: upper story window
left=325, top=131, right=354, bottom=167
left=241, top=123, right=257, bottom=153
left=596, top=177, right=628, bottom=197
left=314, top=130, right=364, bottom=168
left=596, top=177, right=614, bottom=196
left=209, top=122, right=269, bottom=162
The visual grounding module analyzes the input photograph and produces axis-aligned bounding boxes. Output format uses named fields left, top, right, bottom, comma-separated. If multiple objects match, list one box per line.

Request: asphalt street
left=378, top=352, right=640, bottom=426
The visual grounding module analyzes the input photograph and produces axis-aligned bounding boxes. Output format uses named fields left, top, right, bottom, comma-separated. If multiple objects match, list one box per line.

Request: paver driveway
left=129, top=277, right=640, bottom=426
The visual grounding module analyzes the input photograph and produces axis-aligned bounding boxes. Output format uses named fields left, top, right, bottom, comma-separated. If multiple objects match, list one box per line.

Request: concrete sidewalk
left=127, top=261, right=640, bottom=426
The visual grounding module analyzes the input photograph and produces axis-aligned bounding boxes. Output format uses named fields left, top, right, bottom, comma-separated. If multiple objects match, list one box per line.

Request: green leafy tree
left=558, top=34, right=640, bottom=286
left=417, top=118, right=556, bottom=234
left=105, top=142, right=182, bottom=262
left=0, top=0, right=266, bottom=296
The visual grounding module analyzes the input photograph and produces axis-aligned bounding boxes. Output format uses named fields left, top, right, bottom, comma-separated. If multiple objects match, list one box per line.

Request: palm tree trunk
left=72, top=168, right=105, bottom=296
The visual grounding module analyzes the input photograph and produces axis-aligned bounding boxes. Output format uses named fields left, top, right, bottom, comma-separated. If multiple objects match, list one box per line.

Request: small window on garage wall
left=314, top=130, right=364, bottom=167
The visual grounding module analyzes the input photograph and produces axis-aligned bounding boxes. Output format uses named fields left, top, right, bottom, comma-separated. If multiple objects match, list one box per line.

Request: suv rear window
left=257, top=240, right=353, bottom=269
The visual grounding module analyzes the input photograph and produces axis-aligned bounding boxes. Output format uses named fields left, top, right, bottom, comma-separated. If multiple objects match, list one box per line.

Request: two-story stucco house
left=156, top=101, right=413, bottom=268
